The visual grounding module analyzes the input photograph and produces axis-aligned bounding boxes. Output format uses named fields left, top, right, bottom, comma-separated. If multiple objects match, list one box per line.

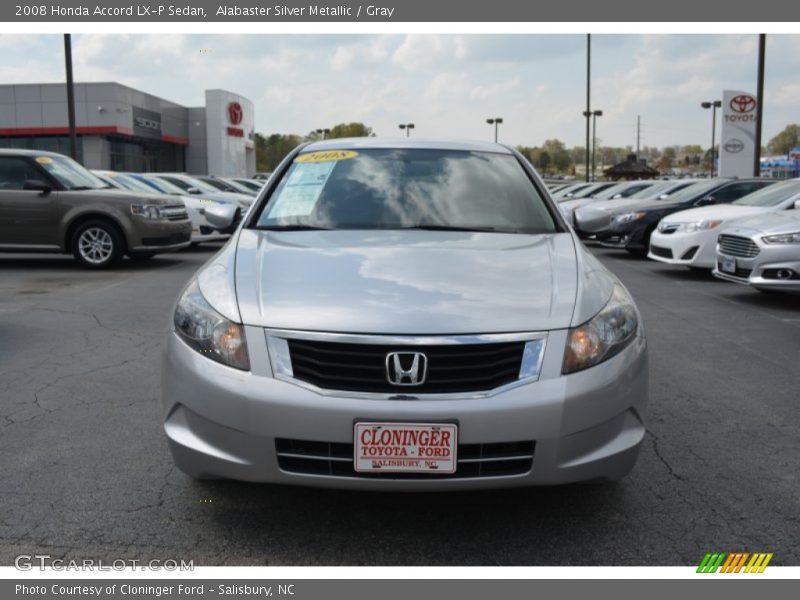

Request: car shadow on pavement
left=724, top=290, right=800, bottom=313
left=0, top=255, right=186, bottom=271
left=184, top=478, right=630, bottom=565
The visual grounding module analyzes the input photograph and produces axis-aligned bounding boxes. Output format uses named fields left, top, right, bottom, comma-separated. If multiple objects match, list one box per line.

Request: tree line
left=255, top=122, right=800, bottom=174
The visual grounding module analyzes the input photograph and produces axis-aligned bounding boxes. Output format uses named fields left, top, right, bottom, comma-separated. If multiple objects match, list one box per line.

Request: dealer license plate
left=354, top=422, right=458, bottom=474
left=721, top=254, right=737, bottom=274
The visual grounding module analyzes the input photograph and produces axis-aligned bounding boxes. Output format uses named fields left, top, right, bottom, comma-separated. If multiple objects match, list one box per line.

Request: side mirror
left=23, top=179, right=52, bottom=194
left=696, top=195, right=716, bottom=206
left=187, top=187, right=203, bottom=195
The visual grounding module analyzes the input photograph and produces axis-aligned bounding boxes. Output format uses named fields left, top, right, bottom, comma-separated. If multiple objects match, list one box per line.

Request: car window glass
left=733, top=181, right=800, bottom=207
left=37, top=155, right=106, bottom=190
left=257, top=148, right=557, bottom=234
left=0, top=157, right=47, bottom=190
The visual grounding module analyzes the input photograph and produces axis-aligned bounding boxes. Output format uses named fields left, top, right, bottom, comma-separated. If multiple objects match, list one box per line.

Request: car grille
left=275, top=438, right=534, bottom=479
left=161, top=204, right=189, bottom=221
left=650, top=245, right=673, bottom=259
left=718, top=234, right=759, bottom=258
left=286, top=339, right=525, bottom=394
left=717, top=262, right=752, bottom=279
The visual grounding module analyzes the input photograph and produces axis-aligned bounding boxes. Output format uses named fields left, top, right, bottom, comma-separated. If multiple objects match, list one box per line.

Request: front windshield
left=733, top=181, right=800, bottom=207
left=164, top=176, right=221, bottom=194
left=139, top=176, right=186, bottom=195
left=594, top=183, right=641, bottom=200
left=656, top=178, right=722, bottom=202
left=108, top=173, right=159, bottom=193
left=255, top=148, right=557, bottom=234
left=38, top=155, right=108, bottom=190
left=235, top=179, right=263, bottom=192
left=624, top=181, right=675, bottom=199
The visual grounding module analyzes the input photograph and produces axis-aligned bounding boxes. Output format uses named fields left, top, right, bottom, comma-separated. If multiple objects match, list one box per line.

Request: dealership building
left=0, top=82, right=256, bottom=176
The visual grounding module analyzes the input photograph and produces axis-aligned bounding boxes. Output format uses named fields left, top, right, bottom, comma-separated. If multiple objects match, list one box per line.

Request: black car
left=594, top=178, right=776, bottom=255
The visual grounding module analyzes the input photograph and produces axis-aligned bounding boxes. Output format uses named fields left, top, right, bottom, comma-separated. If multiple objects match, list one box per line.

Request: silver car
left=161, top=139, right=648, bottom=489
left=713, top=206, right=800, bottom=293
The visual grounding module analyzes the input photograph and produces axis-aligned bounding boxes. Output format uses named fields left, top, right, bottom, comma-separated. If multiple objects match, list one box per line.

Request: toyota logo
left=724, top=138, right=745, bottom=154
left=385, top=352, right=427, bottom=386
left=730, top=94, right=756, bottom=113
left=227, top=102, right=243, bottom=125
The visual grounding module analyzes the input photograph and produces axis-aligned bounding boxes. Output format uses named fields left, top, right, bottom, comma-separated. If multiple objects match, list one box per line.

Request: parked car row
left=0, top=148, right=264, bottom=268
left=551, top=177, right=800, bottom=294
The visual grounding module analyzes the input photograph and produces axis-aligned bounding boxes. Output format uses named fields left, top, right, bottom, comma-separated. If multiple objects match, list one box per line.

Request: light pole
left=486, top=118, right=503, bottom=143
left=701, top=100, right=722, bottom=177
left=754, top=33, right=766, bottom=176
left=398, top=123, right=415, bottom=137
left=585, top=33, right=591, bottom=182
left=64, top=34, right=77, bottom=160
left=315, top=128, right=330, bottom=140
left=590, top=110, right=603, bottom=181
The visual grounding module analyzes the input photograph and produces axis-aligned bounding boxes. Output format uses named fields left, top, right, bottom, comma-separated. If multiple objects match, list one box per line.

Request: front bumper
left=713, top=243, right=800, bottom=292
left=129, top=220, right=192, bottom=253
left=161, top=327, right=649, bottom=490
left=597, top=221, right=649, bottom=249
left=648, top=229, right=717, bottom=268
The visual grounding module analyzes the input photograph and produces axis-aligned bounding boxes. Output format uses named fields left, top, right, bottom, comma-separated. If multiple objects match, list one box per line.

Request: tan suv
left=0, top=149, right=192, bottom=268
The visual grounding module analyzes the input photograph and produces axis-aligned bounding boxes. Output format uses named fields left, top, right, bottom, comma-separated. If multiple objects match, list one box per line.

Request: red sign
left=730, top=94, right=756, bottom=113
left=226, top=127, right=244, bottom=138
left=227, top=102, right=243, bottom=125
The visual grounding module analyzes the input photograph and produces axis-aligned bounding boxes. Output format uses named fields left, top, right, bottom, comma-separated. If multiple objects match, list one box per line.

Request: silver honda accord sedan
left=161, top=138, right=648, bottom=490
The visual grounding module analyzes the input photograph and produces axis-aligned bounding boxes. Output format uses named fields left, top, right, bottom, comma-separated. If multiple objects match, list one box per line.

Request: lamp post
left=486, top=118, right=503, bottom=143
left=585, top=33, right=591, bottom=182
left=398, top=123, right=415, bottom=137
left=701, top=100, right=722, bottom=177
left=591, top=110, right=603, bottom=181
left=63, top=34, right=77, bottom=160
left=398, top=123, right=414, bottom=137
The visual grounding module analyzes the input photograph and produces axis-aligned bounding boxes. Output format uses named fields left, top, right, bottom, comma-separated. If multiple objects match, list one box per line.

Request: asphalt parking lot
left=0, top=243, right=798, bottom=566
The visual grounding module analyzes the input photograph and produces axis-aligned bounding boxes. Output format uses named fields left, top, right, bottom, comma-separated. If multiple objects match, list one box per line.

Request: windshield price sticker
left=296, top=150, right=359, bottom=163
left=354, top=422, right=458, bottom=474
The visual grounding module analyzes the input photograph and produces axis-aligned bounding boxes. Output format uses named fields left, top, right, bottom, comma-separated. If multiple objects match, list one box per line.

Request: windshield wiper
left=68, top=186, right=99, bottom=191
left=256, top=224, right=333, bottom=231
left=401, top=224, right=506, bottom=233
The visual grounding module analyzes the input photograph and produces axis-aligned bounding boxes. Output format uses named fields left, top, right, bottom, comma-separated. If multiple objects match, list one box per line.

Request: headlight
left=762, top=231, right=800, bottom=244
left=678, top=219, right=722, bottom=232
left=130, top=203, right=163, bottom=220
left=563, top=284, right=638, bottom=374
left=615, top=212, right=647, bottom=224
left=174, top=279, right=250, bottom=370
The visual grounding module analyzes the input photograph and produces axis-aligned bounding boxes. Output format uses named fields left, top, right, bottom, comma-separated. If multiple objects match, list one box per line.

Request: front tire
left=71, top=220, right=124, bottom=269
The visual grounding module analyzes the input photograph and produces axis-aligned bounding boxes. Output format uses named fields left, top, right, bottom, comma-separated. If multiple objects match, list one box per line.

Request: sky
left=1, top=33, right=799, bottom=150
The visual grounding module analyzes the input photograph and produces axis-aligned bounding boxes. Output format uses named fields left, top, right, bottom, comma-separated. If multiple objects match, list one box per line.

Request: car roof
left=0, top=149, right=65, bottom=157
left=300, top=137, right=514, bottom=154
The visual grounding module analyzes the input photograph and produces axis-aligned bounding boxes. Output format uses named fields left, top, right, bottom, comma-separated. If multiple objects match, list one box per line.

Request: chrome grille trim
left=161, top=204, right=189, bottom=221
left=718, top=234, right=759, bottom=258
left=264, top=329, right=548, bottom=399
left=275, top=438, right=535, bottom=479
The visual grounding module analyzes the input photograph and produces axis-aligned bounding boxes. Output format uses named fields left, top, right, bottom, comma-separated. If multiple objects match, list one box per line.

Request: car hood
left=660, top=204, right=764, bottom=224
left=196, top=191, right=252, bottom=206
left=720, top=209, right=800, bottom=236
left=233, top=229, right=582, bottom=334
left=574, top=198, right=662, bottom=232
left=87, top=188, right=176, bottom=205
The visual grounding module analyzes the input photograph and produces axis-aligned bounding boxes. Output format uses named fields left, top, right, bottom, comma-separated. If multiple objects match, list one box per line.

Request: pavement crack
left=647, top=430, right=684, bottom=482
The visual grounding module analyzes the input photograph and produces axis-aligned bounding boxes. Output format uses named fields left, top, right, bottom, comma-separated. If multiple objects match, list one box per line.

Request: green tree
left=254, top=133, right=303, bottom=172
left=767, top=124, right=800, bottom=155
left=328, top=122, right=375, bottom=139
